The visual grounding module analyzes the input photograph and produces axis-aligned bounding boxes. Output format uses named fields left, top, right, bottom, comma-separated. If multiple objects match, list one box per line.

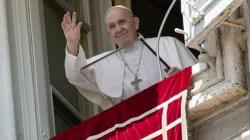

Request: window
left=43, top=0, right=97, bottom=134
left=181, top=0, right=245, bottom=51
left=53, top=93, right=81, bottom=134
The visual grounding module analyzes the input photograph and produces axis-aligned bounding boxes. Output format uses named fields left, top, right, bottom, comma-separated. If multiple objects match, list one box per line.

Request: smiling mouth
left=116, top=32, right=128, bottom=38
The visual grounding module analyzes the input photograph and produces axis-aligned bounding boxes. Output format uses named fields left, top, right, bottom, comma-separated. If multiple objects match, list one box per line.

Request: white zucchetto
left=105, top=5, right=134, bottom=18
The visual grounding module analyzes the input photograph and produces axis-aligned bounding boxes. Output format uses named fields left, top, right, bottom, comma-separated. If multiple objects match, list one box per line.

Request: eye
left=119, top=20, right=125, bottom=24
left=109, top=25, right=115, bottom=29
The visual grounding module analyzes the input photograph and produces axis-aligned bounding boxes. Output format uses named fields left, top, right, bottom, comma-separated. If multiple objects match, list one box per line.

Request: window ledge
left=188, top=24, right=248, bottom=124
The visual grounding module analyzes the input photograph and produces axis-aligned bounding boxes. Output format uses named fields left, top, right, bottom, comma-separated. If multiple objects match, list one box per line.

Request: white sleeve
left=64, top=45, right=101, bottom=93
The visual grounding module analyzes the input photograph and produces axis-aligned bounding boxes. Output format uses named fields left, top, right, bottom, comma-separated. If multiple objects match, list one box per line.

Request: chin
left=116, top=37, right=131, bottom=47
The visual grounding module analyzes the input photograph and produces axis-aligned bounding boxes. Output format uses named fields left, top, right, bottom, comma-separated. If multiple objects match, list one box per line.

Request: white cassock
left=65, top=34, right=197, bottom=110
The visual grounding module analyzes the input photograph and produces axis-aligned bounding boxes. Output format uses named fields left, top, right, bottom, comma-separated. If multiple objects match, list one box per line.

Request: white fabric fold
left=64, top=35, right=197, bottom=109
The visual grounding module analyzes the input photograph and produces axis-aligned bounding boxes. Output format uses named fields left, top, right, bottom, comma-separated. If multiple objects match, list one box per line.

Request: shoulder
left=144, top=36, right=179, bottom=45
left=86, top=50, right=115, bottom=63
left=144, top=36, right=180, bottom=47
left=144, top=36, right=176, bottom=42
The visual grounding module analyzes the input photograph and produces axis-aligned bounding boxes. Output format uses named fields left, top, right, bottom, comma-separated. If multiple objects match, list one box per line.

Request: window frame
left=49, top=0, right=97, bottom=119
left=181, top=0, right=245, bottom=51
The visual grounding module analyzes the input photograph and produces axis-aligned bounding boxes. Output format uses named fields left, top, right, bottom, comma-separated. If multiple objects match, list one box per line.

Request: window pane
left=44, top=0, right=97, bottom=119
left=53, top=94, right=81, bottom=134
left=43, top=0, right=81, bottom=110
left=65, top=0, right=85, bottom=21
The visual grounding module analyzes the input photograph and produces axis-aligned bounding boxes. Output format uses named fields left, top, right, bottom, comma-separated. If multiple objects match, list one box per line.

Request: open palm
left=61, top=12, right=82, bottom=45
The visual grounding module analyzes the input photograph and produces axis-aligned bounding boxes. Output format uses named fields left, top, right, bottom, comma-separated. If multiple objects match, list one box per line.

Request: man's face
left=106, top=8, right=139, bottom=47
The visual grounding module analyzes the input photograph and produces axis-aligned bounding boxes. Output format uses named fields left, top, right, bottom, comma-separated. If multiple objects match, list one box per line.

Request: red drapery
left=50, top=66, right=191, bottom=140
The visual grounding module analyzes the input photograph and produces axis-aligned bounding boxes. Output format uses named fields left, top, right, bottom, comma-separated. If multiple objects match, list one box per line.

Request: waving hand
left=61, top=12, right=82, bottom=56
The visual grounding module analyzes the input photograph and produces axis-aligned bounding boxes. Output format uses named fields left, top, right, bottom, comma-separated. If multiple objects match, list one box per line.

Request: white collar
left=120, top=33, right=144, bottom=53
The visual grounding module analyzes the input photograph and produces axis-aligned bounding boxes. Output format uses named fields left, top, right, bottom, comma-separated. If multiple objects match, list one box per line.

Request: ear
left=107, top=31, right=111, bottom=36
left=133, top=17, right=140, bottom=30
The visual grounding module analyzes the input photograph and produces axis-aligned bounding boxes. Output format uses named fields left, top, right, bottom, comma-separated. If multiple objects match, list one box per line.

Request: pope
left=62, top=5, right=197, bottom=110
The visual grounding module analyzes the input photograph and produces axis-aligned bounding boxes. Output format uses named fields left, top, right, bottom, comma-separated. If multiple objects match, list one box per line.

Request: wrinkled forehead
left=105, top=7, right=134, bottom=24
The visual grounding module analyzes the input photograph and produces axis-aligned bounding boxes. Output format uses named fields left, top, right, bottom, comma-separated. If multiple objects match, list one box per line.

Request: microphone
left=156, top=0, right=177, bottom=81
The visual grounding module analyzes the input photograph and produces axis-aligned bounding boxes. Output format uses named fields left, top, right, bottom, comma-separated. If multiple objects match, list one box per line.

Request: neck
left=117, top=33, right=140, bottom=48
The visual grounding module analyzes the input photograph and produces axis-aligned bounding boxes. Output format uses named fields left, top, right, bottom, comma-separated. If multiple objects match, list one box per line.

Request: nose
left=116, top=25, right=124, bottom=33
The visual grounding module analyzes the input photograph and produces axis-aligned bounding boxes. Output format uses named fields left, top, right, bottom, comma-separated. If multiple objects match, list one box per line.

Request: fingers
left=63, top=12, right=70, bottom=25
left=166, top=67, right=180, bottom=76
left=61, top=21, right=65, bottom=30
left=62, top=12, right=79, bottom=32
left=164, top=67, right=169, bottom=73
left=66, top=12, right=71, bottom=24
left=76, top=22, right=82, bottom=31
left=170, top=70, right=179, bottom=76
left=61, top=14, right=68, bottom=30
left=62, top=12, right=71, bottom=31
left=167, top=68, right=175, bottom=76
left=72, top=12, right=76, bottom=26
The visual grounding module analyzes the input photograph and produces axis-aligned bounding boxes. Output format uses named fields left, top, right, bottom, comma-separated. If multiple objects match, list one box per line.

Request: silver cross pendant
left=131, top=76, right=142, bottom=91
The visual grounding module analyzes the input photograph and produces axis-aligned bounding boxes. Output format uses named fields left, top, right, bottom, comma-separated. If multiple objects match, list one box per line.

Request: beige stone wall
left=193, top=101, right=250, bottom=140
left=189, top=1, right=250, bottom=139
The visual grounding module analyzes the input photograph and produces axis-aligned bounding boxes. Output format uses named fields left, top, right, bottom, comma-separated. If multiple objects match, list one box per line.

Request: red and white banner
left=50, top=66, right=192, bottom=140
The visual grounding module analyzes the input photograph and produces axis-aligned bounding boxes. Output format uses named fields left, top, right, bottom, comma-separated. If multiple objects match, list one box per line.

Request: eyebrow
left=108, top=18, right=126, bottom=25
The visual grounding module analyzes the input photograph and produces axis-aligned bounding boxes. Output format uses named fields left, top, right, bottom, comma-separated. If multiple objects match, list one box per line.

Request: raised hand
left=61, top=12, right=82, bottom=56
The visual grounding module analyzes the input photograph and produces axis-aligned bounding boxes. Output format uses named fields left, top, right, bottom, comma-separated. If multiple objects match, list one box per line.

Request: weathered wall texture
left=194, top=100, right=250, bottom=140
left=189, top=1, right=250, bottom=139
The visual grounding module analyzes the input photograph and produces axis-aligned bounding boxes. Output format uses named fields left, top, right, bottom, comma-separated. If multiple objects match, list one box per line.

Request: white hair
left=105, top=5, right=134, bottom=19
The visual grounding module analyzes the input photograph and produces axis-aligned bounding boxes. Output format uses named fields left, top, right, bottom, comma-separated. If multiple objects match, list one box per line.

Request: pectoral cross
left=131, top=76, right=142, bottom=91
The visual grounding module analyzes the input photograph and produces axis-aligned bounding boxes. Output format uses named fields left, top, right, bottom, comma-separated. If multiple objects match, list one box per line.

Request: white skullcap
left=105, top=5, right=134, bottom=18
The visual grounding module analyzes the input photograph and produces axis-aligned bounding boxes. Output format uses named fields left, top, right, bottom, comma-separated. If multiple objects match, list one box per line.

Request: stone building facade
left=188, top=1, right=250, bottom=139
left=2, top=0, right=250, bottom=139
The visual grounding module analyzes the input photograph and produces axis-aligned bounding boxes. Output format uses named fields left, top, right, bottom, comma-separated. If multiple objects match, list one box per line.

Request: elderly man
left=62, top=5, right=197, bottom=110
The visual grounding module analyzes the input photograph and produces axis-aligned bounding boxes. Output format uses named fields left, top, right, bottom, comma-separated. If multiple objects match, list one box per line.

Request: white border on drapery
left=87, top=90, right=188, bottom=140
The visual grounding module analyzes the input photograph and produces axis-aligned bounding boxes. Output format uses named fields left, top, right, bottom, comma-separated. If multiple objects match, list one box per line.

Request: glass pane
left=192, top=0, right=217, bottom=11
left=53, top=94, right=81, bottom=134
left=43, top=0, right=94, bottom=118
left=80, top=38, right=169, bottom=100
left=43, top=0, right=80, bottom=110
